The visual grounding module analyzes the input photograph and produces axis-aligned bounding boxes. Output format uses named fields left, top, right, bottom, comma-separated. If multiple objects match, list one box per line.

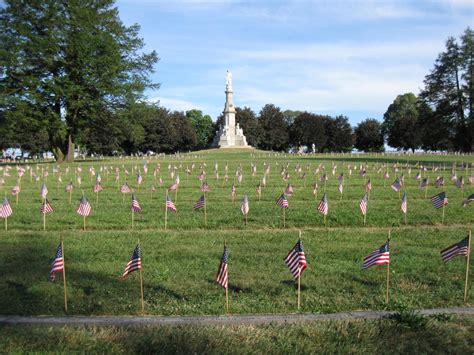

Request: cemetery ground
left=1, top=149, right=473, bottom=352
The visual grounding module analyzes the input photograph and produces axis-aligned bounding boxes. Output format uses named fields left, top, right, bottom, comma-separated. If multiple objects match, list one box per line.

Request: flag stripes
left=284, top=239, right=307, bottom=279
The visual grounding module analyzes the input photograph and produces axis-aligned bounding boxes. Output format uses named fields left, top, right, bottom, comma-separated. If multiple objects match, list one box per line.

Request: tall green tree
left=354, top=118, right=384, bottom=152
left=420, top=28, right=474, bottom=152
left=383, top=93, right=422, bottom=152
left=186, top=109, right=215, bottom=150
left=290, top=112, right=327, bottom=152
left=324, top=115, right=353, bottom=152
left=0, top=0, right=159, bottom=161
left=235, top=106, right=261, bottom=147
left=257, top=104, right=289, bottom=151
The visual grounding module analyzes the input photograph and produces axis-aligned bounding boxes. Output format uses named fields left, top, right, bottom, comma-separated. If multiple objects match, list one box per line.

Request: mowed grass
left=1, top=316, right=473, bottom=354
left=0, top=149, right=473, bottom=316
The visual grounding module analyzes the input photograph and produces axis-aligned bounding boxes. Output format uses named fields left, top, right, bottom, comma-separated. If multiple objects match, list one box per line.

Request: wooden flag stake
left=442, top=204, right=446, bottom=225
left=61, top=237, right=68, bottom=313
left=464, top=230, right=471, bottom=302
left=138, top=239, right=145, bottom=313
left=363, top=211, right=367, bottom=226
left=224, top=239, right=229, bottom=313
left=386, top=230, right=391, bottom=304
left=204, top=192, right=207, bottom=226
left=164, top=191, right=168, bottom=230
left=69, top=189, right=72, bottom=205
left=283, top=206, right=286, bottom=228
left=297, top=230, right=302, bottom=310
left=43, top=199, right=46, bottom=231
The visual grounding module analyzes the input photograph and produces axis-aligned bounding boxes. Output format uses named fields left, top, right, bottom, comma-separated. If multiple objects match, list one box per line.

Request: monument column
left=224, top=70, right=236, bottom=135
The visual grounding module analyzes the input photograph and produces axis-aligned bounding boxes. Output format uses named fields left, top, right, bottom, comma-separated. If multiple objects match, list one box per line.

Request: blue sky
left=116, top=0, right=473, bottom=125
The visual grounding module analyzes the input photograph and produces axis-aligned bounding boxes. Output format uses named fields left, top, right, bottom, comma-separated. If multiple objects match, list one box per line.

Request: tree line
left=0, top=0, right=472, bottom=159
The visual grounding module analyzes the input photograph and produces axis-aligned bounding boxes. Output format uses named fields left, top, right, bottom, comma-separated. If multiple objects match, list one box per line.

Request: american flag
left=390, top=178, right=402, bottom=191
left=363, top=241, right=390, bottom=269
left=168, top=182, right=177, bottom=192
left=166, top=195, right=177, bottom=212
left=312, top=183, right=318, bottom=196
left=193, top=195, right=205, bottom=210
left=40, top=199, right=54, bottom=214
left=231, top=184, right=236, bottom=196
left=65, top=182, right=74, bottom=193
left=320, top=174, right=328, bottom=182
left=241, top=194, right=249, bottom=215
left=456, top=177, right=464, bottom=189
left=122, top=244, right=141, bottom=278
left=462, top=194, right=474, bottom=207
left=469, top=176, right=474, bottom=184
left=215, top=245, right=229, bottom=289
left=440, top=236, right=469, bottom=263
left=96, top=173, right=101, bottom=183
left=366, top=178, right=372, bottom=192
left=285, top=184, right=294, bottom=196
left=359, top=169, right=366, bottom=177
left=435, top=176, right=445, bottom=187
left=401, top=192, right=407, bottom=214
left=0, top=197, right=13, bottom=218
left=120, top=182, right=131, bottom=193
left=40, top=183, right=48, bottom=199
left=384, top=171, right=390, bottom=179
left=256, top=184, right=262, bottom=196
left=137, top=173, right=143, bottom=185
left=131, top=193, right=142, bottom=212
left=338, top=181, right=343, bottom=194
left=431, top=191, right=448, bottom=209
left=93, top=183, right=103, bottom=193
left=415, top=172, right=421, bottom=180
left=284, top=240, right=307, bottom=279
left=50, top=243, right=64, bottom=281
left=317, top=193, right=328, bottom=216
left=76, top=195, right=92, bottom=216
left=198, top=171, right=206, bottom=181
left=359, top=193, right=368, bottom=215
left=276, top=193, right=289, bottom=209
left=338, top=173, right=344, bottom=183
left=11, top=185, right=20, bottom=195
left=420, top=178, right=428, bottom=188
left=201, top=182, right=211, bottom=192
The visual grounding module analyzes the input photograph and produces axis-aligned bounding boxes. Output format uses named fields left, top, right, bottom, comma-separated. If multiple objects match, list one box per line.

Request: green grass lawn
left=0, top=149, right=472, bottom=316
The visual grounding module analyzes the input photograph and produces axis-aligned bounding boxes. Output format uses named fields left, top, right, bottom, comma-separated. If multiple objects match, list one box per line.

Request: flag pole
left=224, top=239, right=229, bottom=313
left=386, top=230, right=391, bottom=304
left=363, top=211, right=367, bottom=226
left=138, top=239, right=145, bottom=313
left=204, top=192, right=207, bottom=226
left=424, top=183, right=428, bottom=199
left=297, top=230, right=302, bottom=310
left=283, top=206, right=286, bottom=228
left=164, top=191, right=168, bottom=230
left=464, top=230, right=471, bottom=302
left=442, top=204, right=446, bottom=225
left=43, top=201, right=46, bottom=231
left=69, top=189, right=72, bottom=205
left=61, top=237, right=68, bottom=313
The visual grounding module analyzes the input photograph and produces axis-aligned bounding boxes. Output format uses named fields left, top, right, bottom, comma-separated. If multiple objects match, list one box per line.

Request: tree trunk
left=52, top=147, right=65, bottom=163
left=65, top=134, right=75, bottom=163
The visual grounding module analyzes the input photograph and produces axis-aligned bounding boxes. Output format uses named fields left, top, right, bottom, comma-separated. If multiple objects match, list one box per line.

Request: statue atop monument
left=226, top=70, right=232, bottom=91
left=212, top=70, right=250, bottom=148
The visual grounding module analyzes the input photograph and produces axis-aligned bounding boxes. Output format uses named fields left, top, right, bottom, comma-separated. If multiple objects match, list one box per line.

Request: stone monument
left=213, top=70, right=250, bottom=148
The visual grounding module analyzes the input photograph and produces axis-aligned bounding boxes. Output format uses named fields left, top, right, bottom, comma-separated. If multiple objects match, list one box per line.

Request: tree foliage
left=257, top=104, right=289, bottom=151
left=354, top=118, right=384, bottom=152
left=289, top=112, right=327, bottom=151
left=0, top=0, right=159, bottom=161
left=186, top=109, right=215, bottom=150
left=235, top=107, right=261, bottom=147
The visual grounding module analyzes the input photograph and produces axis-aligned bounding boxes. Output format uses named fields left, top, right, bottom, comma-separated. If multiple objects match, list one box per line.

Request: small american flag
left=65, top=182, right=74, bottom=193
left=241, top=194, right=249, bottom=215
left=317, top=193, right=328, bottom=216
left=215, top=245, right=229, bottom=289
left=231, top=184, right=236, bottom=196
left=284, top=239, right=307, bottom=279
left=431, top=191, right=448, bottom=209
left=401, top=192, right=407, bottom=214
left=131, top=193, right=142, bottom=212
left=166, top=195, right=177, bottom=212
left=338, top=173, right=344, bottom=183
left=338, top=181, right=343, bottom=194
left=462, top=194, right=474, bottom=207
left=320, top=174, right=328, bottom=182
left=366, top=178, right=372, bottom=192
left=435, top=176, right=445, bottom=187
left=122, top=244, right=141, bottom=278
left=120, top=182, right=131, bottom=193
left=201, top=182, right=211, bottom=192
left=391, top=178, right=402, bottom=191
left=11, top=185, right=20, bottom=195
left=137, top=173, right=143, bottom=185
left=50, top=243, right=64, bottom=281
left=359, top=193, right=368, bottom=215
left=276, top=194, right=289, bottom=209
left=93, top=183, right=103, bottom=193
left=456, top=177, right=464, bottom=189
left=440, top=236, right=469, bottom=263
left=76, top=195, right=92, bottom=216
left=415, top=172, right=421, bottom=180
left=0, top=197, right=13, bottom=218
left=40, top=199, right=54, bottom=214
left=256, top=184, right=262, bottom=196
left=40, top=183, right=48, bottom=199
left=359, top=169, right=366, bottom=177
left=193, top=195, right=205, bottom=210
left=384, top=171, right=390, bottom=179
left=284, top=184, right=294, bottom=196
left=363, top=241, right=390, bottom=269
left=168, top=182, right=177, bottom=192
left=420, top=178, right=428, bottom=188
